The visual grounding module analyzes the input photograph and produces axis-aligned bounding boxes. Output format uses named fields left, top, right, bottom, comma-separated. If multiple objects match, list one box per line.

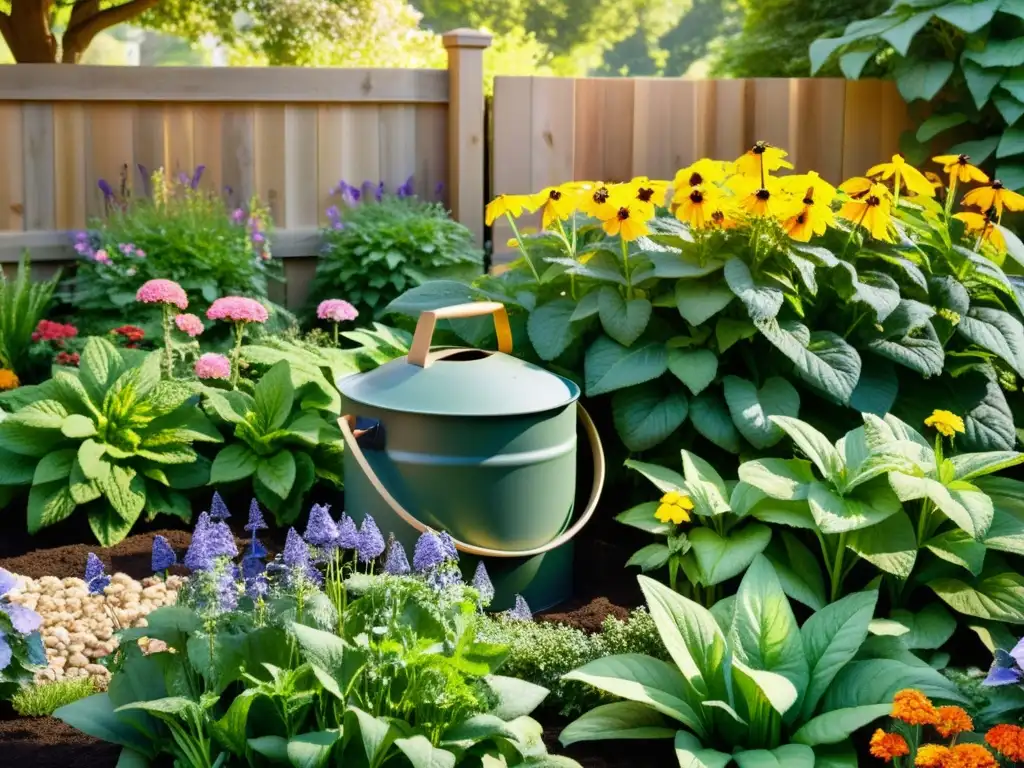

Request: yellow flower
left=673, top=158, right=731, bottom=189
left=839, top=176, right=873, bottom=199
left=709, top=201, right=741, bottom=230
left=924, top=409, right=965, bottom=438
left=934, top=705, right=973, bottom=738
left=579, top=183, right=617, bottom=219
left=963, top=179, right=1024, bottom=216
left=781, top=172, right=836, bottom=241
left=674, top=185, right=723, bottom=229
left=891, top=689, right=938, bottom=726
left=654, top=491, right=694, bottom=525
left=485, top=194, right=536, bottom=226
left=601, top=203, right=650, bottom=241
left=837, top=182, right=893, bottom=241
left=867, top=154, right=936, bottom=198
left=782, top=171, right=837, bottom=206
left=934, top=154, right=990, bottom=185
left=730, top=175, right=791, bottom=219
left=0, top=369, right=19, bottom=391
left=532, top=185, right=580, bottom=230
left=954, top=209, right=1006, bottom=252
left=869, top=729, right=910, bottom=762
left=735, top=141, right=793, bottom=179
left=943, top=743, right=998, bottom=768
left=782, top=205, right=832, bottom=242
left=915, top=744, right=951, bottom=767
left=627, top=176, right=670, bottom=213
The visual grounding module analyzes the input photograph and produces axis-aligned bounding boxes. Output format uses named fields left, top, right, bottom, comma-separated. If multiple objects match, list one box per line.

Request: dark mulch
left=0, top=703, right=120, bottom=768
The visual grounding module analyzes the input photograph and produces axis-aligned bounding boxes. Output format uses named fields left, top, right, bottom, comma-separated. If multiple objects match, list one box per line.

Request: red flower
left=54, top=351, right=80, bottom=367
left=111, top=325, right=145, bottom=343
left=32, top=319, right=78, bottom=342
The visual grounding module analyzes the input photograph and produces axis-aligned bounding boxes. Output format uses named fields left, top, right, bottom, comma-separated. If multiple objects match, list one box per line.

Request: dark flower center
left=993, top=180, right=1004, bottom=190
left=712, top=211, right=725, bottom=222
left=637, top=187, right=655, bottom=202
left=796, top=213, right=807, bottom=224
left=752, top=141, right=768, bottom=155
left=985, top=206, right=998, bottom=223
left=617, top=207, right=630, bottom=221
left=689, top=189, right=704, bottom=203
left=593, top=187, right=609, bottom=203
left=957, top=154, right=970, bottom=165
left=756, top=189, right=771, bottom=200
left=549, top=189, right=562, bottom=201
left=689, top=172, right=703, bottom=186
left=803, top=196, right=814, bottom=205
left=866, top=195, right=881, bottom=206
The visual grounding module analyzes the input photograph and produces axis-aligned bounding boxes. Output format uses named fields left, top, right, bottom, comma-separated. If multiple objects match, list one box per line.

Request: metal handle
left=338, top=403, right=605, bottom=558
left=407, top=302, right=513, bottom=368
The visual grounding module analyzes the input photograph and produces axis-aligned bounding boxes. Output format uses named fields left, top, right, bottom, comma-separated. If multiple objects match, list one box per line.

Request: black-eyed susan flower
left=709, top=203, right=740, bottom=230
left=532, top=185, right=580, bottom=230
left=838, top=181, right=893, bottom=241
left=954, top=208, right=1006, bottom=251
left=485, top=194, right=536, bottom=226
left=867, top=154, right=935, bottom=199
left=735, top=141, right=793, bottom=180
left=655, top=491, right=694, bottom=525
left=963, top=179, right=1024, bottom=216
left=780, top=172, right=836, bottom=241
left=673, top=185, right=722, bottom=229
left=673, top=158, right=731, bottom=190
left=840, top=176, right=873, bottom=200
left=579, top=182, right=616, bottom=219
left=601, top=203, right=650, bottom=241
left=730, top=174, right=791, bottom=219
left=924, top=409, right=965, bottom=438
left=934, top=154, right=990, bottom=185
left=628, top=176, right=670, bottom=214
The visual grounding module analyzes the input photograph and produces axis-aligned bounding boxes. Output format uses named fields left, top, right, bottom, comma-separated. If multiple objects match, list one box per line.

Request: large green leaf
left=27, top=480, right=76, bottom=533
left=689, top=390, right=742, bottom=453
left=886, top=604, right=956, bottom=650
left=394, top=736, right=455, bottom=768
left=723, top=376, right=800, bottom=450
left=830, top=262, right=901, bottom=323
left=254, top=361, right=296, bottom=433
left=733, top=745, right=815, bottom=768
left=626, top=543, right=671, bottom=572
left=209, top=689, right=260, bottom=757
left=822, top=659, right=964, bottom=711
left=846, top=510, right=917, bottom=578
left=764, top=531, right=826, bottom=611
left=724, top=259, right=783, bottom=322
left=675, top=280, right=734, bottom=326
left=668, top=349, right=717, bottom=396
left=769, top=416, right=844, bottom=484
left=889, top=474, right=993, bottom=539
left=896, top=59, right=955, bottom=102
left=98, top=464, right=146, bottom=524
left=673, top=732, right=730, bottom=768
left=807, top=480, right=901, bottom=535
left=624, top=459, right=687, bottom=493
left=716, top=318, right=758, bottom=353
left=558, top=702, right=674, bottom=747
left=929, top=572, right=1024, bottom=622
left=484, top=675, right=550, bottom=721
left=256, top=451, right=297, bottom=500
left=688, top=524, right=772, bottom=586
left=952, top=451, right=1024, bottom=481
left=925, top=529, right=986, bottom=575
left=584, top=336, right=667, bottom=397
left=731, top=659, right=799, bottom=719
left=799, top=590, right=878, bottom=721
left=728, top=556, right=809, bottom=702
left=598, top=287, right=652, bottom=347
left=287, top=731, right=339, bottom=768
left=616, top=502, right=671, bottom=535
left=79, top=338, right=127, bottom=406
left=612, top=383, right=687, bottom=451
left=958, top=308, right=1024, bottom=377
left=210, top=444, right=260, bottom=484
left=290, top=623, right=347, bottom=700
left=867, top=322, right=944, bottom=377
left=738, top=458, right=814, bottom=501
left=936, top=0, right=1000, bottom=33
left=54, top=694, right=156, bottom=757
left=759, top=319, right=861, bottom=406
left=681, top=451, right=730, bottom=516
left=792, top=704, right=891, bottom=747
left=33, top=448, right=76, bottom=485
left=527, top=299, right=577, bottom=361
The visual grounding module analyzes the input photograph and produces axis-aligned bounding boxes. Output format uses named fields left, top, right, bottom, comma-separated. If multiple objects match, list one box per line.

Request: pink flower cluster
left=94, top=250, right=112, bottom=265
left=136, top=279, right=188, bottom=310
left=194, top=353, right=231, bottom=380
left=174, top=313, right=204, bottom=337
left=317, top=299, right=359, bottom=323
left=207, top=296, right=269, bottom=324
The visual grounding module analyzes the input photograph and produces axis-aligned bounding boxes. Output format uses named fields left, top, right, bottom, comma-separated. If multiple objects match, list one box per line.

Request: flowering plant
left=0, top=256, right=60, bottom=381
left=0, top=567, right=45, bottom=699
left=389, top=146, right=1024, bottom=458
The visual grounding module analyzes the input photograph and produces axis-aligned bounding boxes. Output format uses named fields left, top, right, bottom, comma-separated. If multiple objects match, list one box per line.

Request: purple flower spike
left=384, top=537, right=411, bottom=575
left=245, top=499, right=267, bottom=533
left=246, top=538, right=268, bottom=560
left=337, top=514, right=359, bottom=550
left=326, top=205, right=341, bottom=223
left=396, top=175, right=415, bottom=198
left=178, top=172, right=189, bottom=186
left=412, top=531, right=445, bottom=573
left=231, top=208, right=246, bottom=224
left=434, top=181, right=445, bottom=200
left=304, top=503, right=339, bottom=549
left=375, top=182, right=384, bottom=202
left=2, top=603, right=42, bottom=635
left=184, top=513, right=214, bottom=572
left=245, top=574, right=268, bottom=600
left=506, top=595, right=532, bottom=621
left=472, top=562, right=494, bottom=606
left=438, top=532, right=459, bottom=562
left=207, top=521, right=238, bottom=560
left=241, top=551, right=266, bottom=581
left=216, top=571, right=238, bottom=612
left=97, top=179, right=114, bottom=199
left=84, top=553, right=110, bottom=595
left=151, top=535, right=177, bottom=573
left=357, top=515, right=385, bottom=563
left=210, top=491, right=230, bottom=521
left=190, top=165, right=206, bottom=190
left=283, top=528, right=310, bottom=569
left=984, top=665, right=1023, bottom=687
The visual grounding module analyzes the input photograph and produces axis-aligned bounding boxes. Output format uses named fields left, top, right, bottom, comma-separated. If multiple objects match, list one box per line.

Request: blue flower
left=151, top=535, right=177, bottom=573
left=0, top=568, right=16, bottom=597
left=245, top=499, right=268, bottom=533
left=84, top=553, right=109, bottom=595
left=304, top=503, right=339, bottom=549
left=216, top=572, right=238, bottom=613
left=0, top=631, right=10, bottom=671
left=2, top=603, right=42, bottom=635
left=184, top=512, right=219, bottom=572
left=357, top=516, right=385, bottom=563
left=337, top=514, right=359, bottom=550
left=413, top=532, right=445, bottom=573
left=439, top=532, right=459, bottom=562
left=207, top=521, right=238, bottom=560
left=245, top=574, right=269, bottom=600
left=384, top=538, right=411, bottom=575
left=210, top=491, right=231, bottom=520
left=506, top=595, right=532, bottom=621
left=190, top=165, right=206, bottom=190
left=427, top=568, right=462, bottom=591
left=283, top=528, right=310, bottom=569
left=241, top=553, right=266, bottom=581
left=246, top=538, right=268, bottom=560
left=396, top=176, right=415, bottom=198
left=472, top=562, right=494, bottom=606
left=97, top=179, right=114, bottom=199
left=984, top=640, right=1024, bottom=687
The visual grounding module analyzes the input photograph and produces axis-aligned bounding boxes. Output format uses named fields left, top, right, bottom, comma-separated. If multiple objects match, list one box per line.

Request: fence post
left=443, top=28, right=492, bottom=248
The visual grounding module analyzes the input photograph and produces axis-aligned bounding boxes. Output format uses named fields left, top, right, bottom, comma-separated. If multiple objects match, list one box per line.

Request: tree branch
left=0, top=9, right=14, bottom=53
left=62, top=0, right=161, bottom=61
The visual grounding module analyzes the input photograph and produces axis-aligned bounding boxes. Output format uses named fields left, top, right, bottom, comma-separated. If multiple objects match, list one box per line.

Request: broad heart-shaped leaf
left=27, top=480, right=77, bottom=533
left=929, top=572, right=1024, bottom=623
left=792, top=704, right=891, bottom=747
left=936, top=0, right=1001, bottom=33
left=764, top=531, right=826, bottom=611
left=668, top=349, right=717, bottom=396
left=822, top=658, right=964, bottom=712
left=867, top=322, right=944, bottom=377
left=79, top=337, right=127, bottom=406
left=33, top=448, right=76, bottom=485
left=769, top=416, right=844, bottom=484
left=925, top=529, right=987, bottom=575
left=675, top=279, right=734, bottom=326
left=637, top=575, right=727, bottom=701
left=887, top=604, right=957, bottom=650
left=254, top=361, right=295, bottom=433
left=256, top=451, right=297, bottom=500
left=384, top=279, right=482, bottom=317
left=689, top=524, right=771, bottom=586
left=527, top=299, right=577, bottom=361
left=738, top=458, right=814, bottom=501
left=627, top=543, right=672, bottom=572
left=799, top=590, right=878, bottom=722
left=290, top=623, right=347, bottom=700
left=733, top=745, right=815, bottom=768
left=211, top=444, right=260, bottom=484
left=952, top=451, right=1024, bottom=481
left=624, top=459, right=687, bottom=494
left=846, top=510, right=918, bottom=579
left=689, top=390, right=742, bottom=453
left=830, top=261, right=901, bottom=323
left=729, top=556, right=809, bottom=707
left=958, top=307, right=1024, bottom=377
left=484, top=675, right=550, bottom=721
left=612, top=382, right=687, bottom=451
left=54, top=693, right=156, bottom=757
left=724, top=259, right=783, bottom=322
left=394, top=735, right=456, bottom=768
left=98, top=464, right=146, bottom=524
left=888, top=473, right=994, bottom=539
left=559, top=701, right=675, bottom=747
left=598, top=287, right=652, bottom=347
left=807, top=480, right=901, bottom=535
left=562, top=654, right=705, bottom=736
left=896, top=58, right=955, bottom=102
left=716, top=317, right=758, bottom=353
left=584, top=335, right=667, bottom=396
left=722, top=376, right=800, bottom=450
left=756, top=319, right=860, bottom=405
left=673, top=732, right=730, bottom=768
left=287, top=731, right=339, bottom=768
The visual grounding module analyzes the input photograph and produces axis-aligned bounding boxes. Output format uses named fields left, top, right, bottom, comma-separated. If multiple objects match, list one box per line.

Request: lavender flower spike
left=337, top=513, right=359, bottom=550
left=472, top=562, right=494, bottom=606
left=357, top=515, right=385, bottom=563
left=245, top=499, right=267, bottom=533
left=412, top=531, right=445, bottom=573
left=304, top=503, right=339, bottom=549
left=151, top=535, right=177, bottom=573
left=190, top=165, right=206, bottom=190
left=184, top=512, right=214, bottom=572
left=384, top=537, right=411, bottom=575
left=506, top=595, right=532, bottom=621
left=210, top=491, right=231, bottom=520
left=97, top=179, right=114, bottom=199
left=283, top=527, right=310, bottom=568
left=439, top=531, right=459, bottom=562
left=84, top=553, right=110, bottom=595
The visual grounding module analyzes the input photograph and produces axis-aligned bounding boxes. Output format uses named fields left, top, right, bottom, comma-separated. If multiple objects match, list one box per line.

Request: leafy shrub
left=11, top=677, right=96, bottom=717
left=0, top=338, right=221, bottom=545
left=811, top=1, right=1024, bottom=186
left=65, top=166, right=281, bottom=335
left=560, top=560, right=965, bottom=764
left=0, top=256, right=60, bottom=380
left=308, top=188, right=483, bottom=320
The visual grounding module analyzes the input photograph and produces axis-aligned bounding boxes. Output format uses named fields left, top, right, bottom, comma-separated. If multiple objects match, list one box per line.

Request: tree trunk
left=2, top=0, right=58, bottom=62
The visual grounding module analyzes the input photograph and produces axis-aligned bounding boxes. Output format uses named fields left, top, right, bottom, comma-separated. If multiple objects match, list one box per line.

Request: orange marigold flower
left=986, top=723, right=1024, bottom=761
left=935, top=706, right=974, bottom=738
left=870, top=729, right=910, bottom=762
left=915, top=744, right=951, bottom=767
left=892, top=689, right=938, bottom=726
left=944, top=743, right=997, bottom=768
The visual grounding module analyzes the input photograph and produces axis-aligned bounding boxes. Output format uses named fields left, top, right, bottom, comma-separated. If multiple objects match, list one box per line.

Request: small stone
left=142, top=586, right=164, bottom=600
left=38, top=668, right=57, bottom=682
left=68, top=643, right=86, bottom=654
left=68, top=652, right=89, bottom=668
left=85, top=664, right=109, bottom=677
left=44, top=635, right=59, bottom=649
left=50, top=656, right=66, bottom=670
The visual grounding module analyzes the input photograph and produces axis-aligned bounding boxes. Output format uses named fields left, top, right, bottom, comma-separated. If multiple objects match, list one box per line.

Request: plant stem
left=505, top=213, right=541, bottom=282
left=621, top=236, right=632, bottom=298
left=945, top=175, right=958, bottom=217
left=831, top=532, right=848, bottom=602
left=894, top=168, right=901, bottom=209
left=332, top=322, right=339, bottom=347
left=162, top=305, right=175, bottom=379
left=917, top=500, right=932, bottom=546
left=229, top=321, right=246, bottom=389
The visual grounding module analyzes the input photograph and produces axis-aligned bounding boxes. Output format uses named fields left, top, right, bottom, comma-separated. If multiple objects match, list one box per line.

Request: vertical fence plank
left=221, top=107, right=255, bottom=210
left=750, top=79, right=792, bottom=155
left=133, top=104, right=166, bottom=197
left=284, top=105, right=319, bottom=229
left=53, top=104, right=87, bottom=229
left=164, top=105, right=194, bottom=178
left=573, top=78, right=605, bottom=182
left=380, top=105, right=418, bottom=194
left=192, top=105, right=223, bottom=194
left=529, top=77, right=575, bottom=191
left=0, top=105, right=23, bottom=232
left=22, top=104, right=55, bottom=230
left=84, top=105, right=135, bottom=220
left=789, top=79, right=846, bottom=182
left=491, top=77, right=534, bottom=263
left=342, top=106, right=381, bottom=193
left=696, top=80, right=748, bottom=161
left=632, top=79, right=676, bottom=179
left=316, top=105, right=345, bottom=226
left=414, top=104, right=447, bottom=202
left=254, top=105, right=287, bottom=225
left=602, top=79, right=635, bottom=183
left=668, top=80, right=698, bottom=172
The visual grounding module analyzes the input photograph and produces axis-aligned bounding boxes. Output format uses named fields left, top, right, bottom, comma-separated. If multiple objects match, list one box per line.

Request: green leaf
left=571, top=291, right=600, bottom=321
left=527, top=299, right=577, bottom=361
left=887, top=604, right=957, bottom=650
left=739, top=458, right=814, bottom=500
left=54, top=694, right=155, bottom=757
left=584, top=336, right=667, bottom=397
left=689, top=390, right=742, bottom=454
left=889, top=474, right=993, bottom=538
left=995, top=91, right=1024, bottom=125
left=394, top=735, right=456, bottom=768
left=209, top=689, right=259, bottom=757
left=32, top=448, right=75, bottom=485
left=681, top=450, right=730, bottom=515
left=808, top=16, right=902, bottom=74
left=287, top=731, right=339, bottom=768
left=764, top=531, right=826, bottom=611
left=731, top=659, right=799, bottom=720
left=626, top=543, right=672, bottom=573
left=757, top=320, right=860, bottom=405
left=715, top=318, right=757, bottom=352
left=256, top=451, right=297, bottom=500
left=385, top=280, right=481, bottom=317
left=559, top=702, right=674, bottom=747
left=724, top=259, right=783, bottom=322
left=952, top=451, right=1024, bottom=481
left=935, top=0, right=1001, bottom=33
left=822, top=658, right=964, bottom=710
left=925, top=529, right=987, bottom=575
left=733, top=745, right=815, bottom=768
left=722, top=376, right=800, bottom=450
left=0, top=447, right=37, bottom=485
left=807, top=480, right=901, bottom=535
left=483, top=675, right=549, bottom=720
left=290, top=623, right=347, bottom=700
left=929, top=572, right=1024, bottom=622
left=846, top=510, right=918, bottom=578
left=88, top=506, right=134, bottom=547
left=673, top=732, right=731, bottom=768
left=563, top=654, right=705, bottom=734
left=792, top=704, right=892, bottom=747
left=729, top=556, right=808, bottom=705
left=249, top=736, right=289, bottom=762
left=612, top=383, right=687, bottom=452
left=79, top=338, right=126, bottom=405
left=770, top=416, right=844, bottom=483
left=839, top=45, right=877, bottom=79
left=598, top=287, right=652, bottom=347
left=958, top=308, right=1024, bottom=376
left=963, top=62, right=1005, bottom=110
left=61, top=413, right=96, bottom=439
left=203, top=389, right=252, bottom=425
left=98, top=465, right=146, bottom=524
left=675, top=280, right=733, bottom=326
left=211, top=444, right=259, bottom=484
left=813, top=742, right=860, bottom=768
left=27, top=480, right=76, bottom=533
left=625, top=459, right=687, bottom=493
left=868, top=322, right=944, bottom=377
left=688, top=524, right=772, bottom=586
left=880, top=11, right=932, bottom=55
left=917, top=113, right=968, bottom=142
left=254, top=361, right=295, bottom=433
left=896, top=59, right=955, bottom=102
left=667, top=349, right=717, bottom=396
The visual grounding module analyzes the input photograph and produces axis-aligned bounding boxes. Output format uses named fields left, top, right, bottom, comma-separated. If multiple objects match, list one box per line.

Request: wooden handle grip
left=407, top=302, right=513, bottom=368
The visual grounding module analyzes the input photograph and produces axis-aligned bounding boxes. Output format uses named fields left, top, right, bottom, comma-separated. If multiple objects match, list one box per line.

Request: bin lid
left=336, top=348, right=580, bottom=417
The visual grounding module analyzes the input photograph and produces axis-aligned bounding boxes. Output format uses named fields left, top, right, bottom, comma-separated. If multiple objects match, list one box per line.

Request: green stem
left=945, top=175, right=959, bottom=217
left=621, top=236, right=632, bottom=298
left=917, top=500, right=932, bottom=547
left=893, top=168, right=901, bottom=209
left=505, top=213, right=541, bottom=282
left=332, top=322, right=339, bottom=347
left=831, top=533, right=848, bottom=602
left=229, top=322, right=246, bottom=389
left=162, top=305, right=175, bottom=379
